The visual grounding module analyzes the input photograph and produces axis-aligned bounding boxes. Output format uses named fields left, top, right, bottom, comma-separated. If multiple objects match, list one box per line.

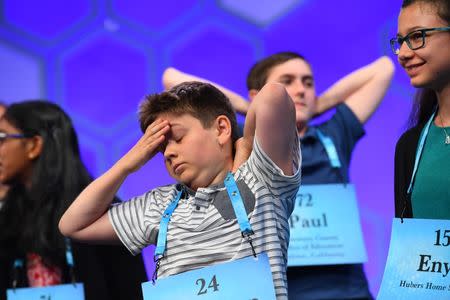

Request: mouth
left=294, top=102, right=307, bottom=109
left=404, top=62, right=425, bottom=76
left=172, top=163, right=185, bottom=175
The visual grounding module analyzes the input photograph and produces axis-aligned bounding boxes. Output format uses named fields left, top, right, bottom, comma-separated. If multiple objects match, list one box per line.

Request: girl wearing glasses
left=0, top=101, right=147, bottom=300
left=0, top=103, right=9, bottom=206
left=393, top=0, right=450, bottom=220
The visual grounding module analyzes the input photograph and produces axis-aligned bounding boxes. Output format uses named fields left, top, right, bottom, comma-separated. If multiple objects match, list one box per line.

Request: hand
left=232, top=137, right=252, bottom=172
left=117, top=119, right=170, bottom=173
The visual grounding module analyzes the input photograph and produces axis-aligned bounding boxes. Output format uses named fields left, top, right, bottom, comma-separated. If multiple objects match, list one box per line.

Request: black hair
left=0, top=100, right=92, bottom=266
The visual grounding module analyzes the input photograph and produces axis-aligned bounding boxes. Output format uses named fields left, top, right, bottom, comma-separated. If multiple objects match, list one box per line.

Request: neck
left=213, top=166, right=232, bottom=185
left=297, top=122, right=308, bottom=137
left=190, top=158, right=233, bottom=191
left=436, top=84, right=450, bottom=126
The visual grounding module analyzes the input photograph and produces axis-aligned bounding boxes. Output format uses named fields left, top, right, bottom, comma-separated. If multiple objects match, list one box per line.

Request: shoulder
left=111, top=184, right=178, bottom=215
left=395, top=123, right=425, bottom=155
left=316, top=103, right=365, bottom=156
left=320, top=103, right=364, bottom=134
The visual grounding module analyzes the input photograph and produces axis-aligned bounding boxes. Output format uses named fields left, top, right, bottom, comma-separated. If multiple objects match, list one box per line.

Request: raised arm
left=243, top=83, right=296, bottom=175
left=162, top=67, right=250, bottom=115
left=315, top=56, right=395, bottom=123
left=59, top=119, right=170, bottom=242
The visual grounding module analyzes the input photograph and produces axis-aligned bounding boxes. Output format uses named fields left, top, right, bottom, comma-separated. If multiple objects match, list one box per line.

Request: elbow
left=259, top=82, right=295, bottom=113
left=378, top=56, right=396, bottom=78
left=58, top=216, right=73, bottom=238
left=162, top=67, right=178, bottom=90
left=255, top=82, right=296, bottom=122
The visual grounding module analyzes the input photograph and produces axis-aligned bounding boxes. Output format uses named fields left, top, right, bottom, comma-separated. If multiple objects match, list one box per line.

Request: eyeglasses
left=390, top=26, right=450, bottom=55
left=0, top=132, right=29, bottom=143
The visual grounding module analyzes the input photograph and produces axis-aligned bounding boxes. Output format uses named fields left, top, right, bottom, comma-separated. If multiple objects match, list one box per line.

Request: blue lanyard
left=154, top=190, right=183, bottom=259
left=12, top=238, right=75, bottom=288
left=153, top=172, right=255, bottom=282
left=316, top=129, right=342, bottom=169
left=407, top=111, right=436, bottom=194
left=224, top=173, right=253, bottom=236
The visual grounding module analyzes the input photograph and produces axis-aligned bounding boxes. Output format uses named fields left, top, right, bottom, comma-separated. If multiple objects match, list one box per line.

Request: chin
left=410, top=78, right=427, bottom=88
left=409, top=74, right=434, bottom=89
left=296, top=114, right=309, bottom=124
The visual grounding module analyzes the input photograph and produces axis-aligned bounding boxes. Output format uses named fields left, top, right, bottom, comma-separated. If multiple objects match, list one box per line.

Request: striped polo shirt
left=109, top=137, right=301, bottom=299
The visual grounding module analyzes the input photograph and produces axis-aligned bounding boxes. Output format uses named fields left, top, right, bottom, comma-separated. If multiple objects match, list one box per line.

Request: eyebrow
left=168, top=124, right=187, bottom=137
left=397, top=26, right=428, bottom=36
left=169, top=123, right=186, bottom=131
left=278, top=74, right=314, bottom=81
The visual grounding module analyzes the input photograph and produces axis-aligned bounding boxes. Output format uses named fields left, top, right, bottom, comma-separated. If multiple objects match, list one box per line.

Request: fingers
left=141, top=120, right=169, bottom=154
left=145, top=119, right=170, bottom=136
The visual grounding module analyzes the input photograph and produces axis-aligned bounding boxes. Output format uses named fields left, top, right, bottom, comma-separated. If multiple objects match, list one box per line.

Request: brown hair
left=139, top=81, right=240, bottom=144
left=246, top=52, right=310, bottom=91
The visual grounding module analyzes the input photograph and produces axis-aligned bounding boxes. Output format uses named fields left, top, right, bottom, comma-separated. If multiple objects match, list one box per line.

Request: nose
left=290, top=79, right=305, bottom=98
left=163, top=141, right=177, bottom=162
left=397, top=41, right=414, bottom=63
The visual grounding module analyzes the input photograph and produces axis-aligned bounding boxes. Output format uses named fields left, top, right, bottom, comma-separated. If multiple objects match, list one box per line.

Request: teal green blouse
left=411, top=123, right=450, bottom=219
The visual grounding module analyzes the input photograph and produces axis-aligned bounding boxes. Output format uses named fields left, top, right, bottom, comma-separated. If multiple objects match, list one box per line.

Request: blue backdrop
left=0, top=0, right=415, bottom=295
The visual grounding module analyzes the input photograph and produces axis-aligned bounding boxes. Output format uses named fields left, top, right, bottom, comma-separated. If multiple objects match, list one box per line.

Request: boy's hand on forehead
left=117, top=119, right=170, bottom=173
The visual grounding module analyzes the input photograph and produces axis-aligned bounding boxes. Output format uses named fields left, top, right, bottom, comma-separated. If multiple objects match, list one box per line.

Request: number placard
left=142, top=253, right=276, bottom=300
left=7, top=283, right=84, bottom=300
left=288, top=184, right=367, bottom=266
left=378, top=218, right=450, bottom=299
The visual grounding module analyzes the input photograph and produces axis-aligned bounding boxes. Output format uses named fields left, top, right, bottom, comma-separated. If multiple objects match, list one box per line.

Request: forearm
left=162, top=67, right=250, bottom=114
left=316, top=56, right=395, bottom=119
left=59, top=160, right=129, bottom=237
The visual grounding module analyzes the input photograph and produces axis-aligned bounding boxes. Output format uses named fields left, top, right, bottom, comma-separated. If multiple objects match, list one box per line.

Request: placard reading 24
left=142, top=253, right=276, bottom=300
left=288, top=184, right=367, bottom=266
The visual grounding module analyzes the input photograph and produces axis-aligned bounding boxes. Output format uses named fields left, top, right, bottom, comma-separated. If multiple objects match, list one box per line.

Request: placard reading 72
left=288, top=184, right=367, bottom=266
left=142, top=253, right=276, bottom=300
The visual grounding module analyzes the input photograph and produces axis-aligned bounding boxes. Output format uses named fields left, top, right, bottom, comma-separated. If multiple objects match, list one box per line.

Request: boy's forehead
left=159, top=112, right=199, bottom=127
left=267, top=58, right=313, bottom=80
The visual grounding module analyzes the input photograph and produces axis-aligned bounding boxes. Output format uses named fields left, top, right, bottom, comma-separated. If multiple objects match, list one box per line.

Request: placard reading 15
left=142, top=253, right=276, bottom=300
left=288, top=184, right=367, bottom=266
left=7, top=283, right=84, bottom=300
left=378, top=218, right=450, bottom=300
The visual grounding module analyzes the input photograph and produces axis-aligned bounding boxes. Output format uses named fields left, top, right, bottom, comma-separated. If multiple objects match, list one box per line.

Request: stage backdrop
left=0, top=0, right=414, bottom=295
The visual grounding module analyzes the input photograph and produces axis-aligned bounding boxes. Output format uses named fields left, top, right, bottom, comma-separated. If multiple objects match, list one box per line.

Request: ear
left=215, top=115, right=232, bottom=146
left=25, top=135, right=43, bottom=160
left=248, top=89, right=259, bottom=101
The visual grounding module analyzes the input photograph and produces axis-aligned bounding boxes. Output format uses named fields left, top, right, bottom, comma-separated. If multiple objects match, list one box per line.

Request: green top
left=411, top=122, right=450, bottom=219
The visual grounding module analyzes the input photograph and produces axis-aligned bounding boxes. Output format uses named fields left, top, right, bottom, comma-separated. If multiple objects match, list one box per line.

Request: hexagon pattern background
left=0, top=0, right=415, bottom=296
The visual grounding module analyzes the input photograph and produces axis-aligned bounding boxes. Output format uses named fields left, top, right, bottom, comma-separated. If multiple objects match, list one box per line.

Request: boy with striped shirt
left=59, top=81, right=301, bottom=299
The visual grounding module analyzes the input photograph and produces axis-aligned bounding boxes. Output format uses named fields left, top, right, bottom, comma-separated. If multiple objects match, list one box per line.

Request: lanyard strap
left=224, top=172, right=253, bottom=236
left=316, top=129, right=342, bottom=169
left=152, top=173, right=255, bottom=282
left=65, top=238, right=74, bottom=267
left=407, top=111, right=436, bottom=194
left=154, top=190, right=184, bottom=259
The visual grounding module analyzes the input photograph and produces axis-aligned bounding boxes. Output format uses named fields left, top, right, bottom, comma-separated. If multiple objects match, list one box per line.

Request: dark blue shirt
left=300, top=104, right=364, bottom=184
left=288, top=104, right=373, bottom=300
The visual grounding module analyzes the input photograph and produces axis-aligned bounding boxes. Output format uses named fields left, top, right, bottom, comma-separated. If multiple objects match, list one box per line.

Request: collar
left=176, top=180, right=227, bottom=197
left=300, top=126, right=319, bottom=141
